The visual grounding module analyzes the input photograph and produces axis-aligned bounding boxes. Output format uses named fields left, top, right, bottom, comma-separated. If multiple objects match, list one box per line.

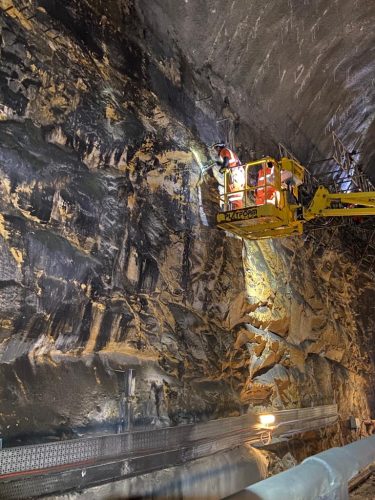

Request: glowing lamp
left=259, top=414, right=275, bottom=426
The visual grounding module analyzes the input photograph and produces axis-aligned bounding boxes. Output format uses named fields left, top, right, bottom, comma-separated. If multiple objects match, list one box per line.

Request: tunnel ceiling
left=134, top=0, right=375, bottom=175
left=31, top=0, right=375, bottom=175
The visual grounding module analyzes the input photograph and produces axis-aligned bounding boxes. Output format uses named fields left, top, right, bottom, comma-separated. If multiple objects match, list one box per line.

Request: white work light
left=259, top=414, right=276, bottom=426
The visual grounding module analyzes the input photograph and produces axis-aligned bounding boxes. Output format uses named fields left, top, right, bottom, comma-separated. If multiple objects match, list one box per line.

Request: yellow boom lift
left=216, top=157, right=375, bottom=240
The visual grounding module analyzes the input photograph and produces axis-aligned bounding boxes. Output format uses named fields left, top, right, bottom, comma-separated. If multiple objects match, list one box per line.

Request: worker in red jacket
left=212, top=142, right=240, bottom=170
left=255, top=161, right=277, bottom=205
left=212, top=142, right=244, bottom=209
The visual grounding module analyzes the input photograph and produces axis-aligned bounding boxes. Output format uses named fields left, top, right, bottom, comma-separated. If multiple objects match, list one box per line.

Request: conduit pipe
left=229, top=435, right=375, bottom=500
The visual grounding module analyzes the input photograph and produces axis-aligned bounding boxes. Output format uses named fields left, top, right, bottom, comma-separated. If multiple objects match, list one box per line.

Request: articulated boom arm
left=304, top=186, right=375, bottom=221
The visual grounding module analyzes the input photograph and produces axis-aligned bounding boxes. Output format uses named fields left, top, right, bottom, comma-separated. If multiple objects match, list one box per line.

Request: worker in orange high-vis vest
left=212, top=142, right=244, bottom=210
left=255, top=161, right=277, bottom=205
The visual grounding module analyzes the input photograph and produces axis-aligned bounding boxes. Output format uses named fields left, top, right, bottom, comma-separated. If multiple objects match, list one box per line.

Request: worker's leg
left=255, top=189, right=264, bottom=205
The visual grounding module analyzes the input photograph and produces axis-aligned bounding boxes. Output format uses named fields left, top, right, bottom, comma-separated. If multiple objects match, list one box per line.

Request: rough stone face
left=0, top=1, right=247, bottom=442
left=219, top=232, right=375, bottom=425
left=0, top=0, right=374, bottom=459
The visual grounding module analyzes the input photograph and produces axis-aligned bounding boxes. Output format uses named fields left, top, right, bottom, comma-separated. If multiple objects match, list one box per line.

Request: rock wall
left=0, top=0, right=374, bottom=451
left=237, top=237, right=375, bottom=438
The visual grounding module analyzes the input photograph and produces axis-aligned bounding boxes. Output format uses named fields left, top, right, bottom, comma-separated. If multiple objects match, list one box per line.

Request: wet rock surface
left=0, top=0, right=374, bottom=460
left=0, top=1, right=247, bottom=443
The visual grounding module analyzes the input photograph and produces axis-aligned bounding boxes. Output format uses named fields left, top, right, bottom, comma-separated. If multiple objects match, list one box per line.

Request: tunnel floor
left=350, top=472, right=375, bottom=499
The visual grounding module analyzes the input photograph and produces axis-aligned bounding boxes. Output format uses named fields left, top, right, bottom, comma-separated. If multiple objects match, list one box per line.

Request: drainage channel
left=0, top=404, right=337, bottom=499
